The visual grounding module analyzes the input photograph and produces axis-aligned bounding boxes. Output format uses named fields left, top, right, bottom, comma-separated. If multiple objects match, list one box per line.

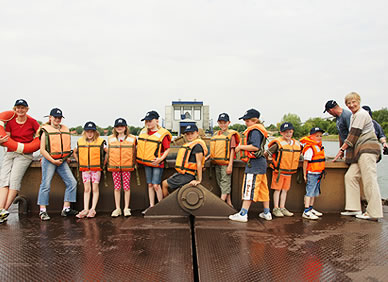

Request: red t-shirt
left=5, top=116, right=40, bottom=143
left=147, top=129, right=171, bottom=168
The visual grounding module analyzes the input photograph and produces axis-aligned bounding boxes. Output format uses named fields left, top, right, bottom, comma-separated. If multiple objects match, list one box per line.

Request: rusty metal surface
left=145, top=184, right=236, bottom=218
left=0, top=214, right=193, bottom=282
left=195, top=214, right=388, bottom=281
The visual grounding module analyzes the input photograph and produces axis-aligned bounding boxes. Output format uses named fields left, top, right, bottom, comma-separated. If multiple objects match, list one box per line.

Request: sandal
left=76, top=210, right=89, bottom=219
left=87, top=209, right=96, bottom=218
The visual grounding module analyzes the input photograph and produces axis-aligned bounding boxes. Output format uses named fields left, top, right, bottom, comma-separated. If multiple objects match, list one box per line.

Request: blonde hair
left=345, top=92, right=361, bottom=104
left=113, top=126, right=129, bottom=137
left=13, top=106, right=29, bottom=111
left=144, top=119, right=161, bottom=129
left=249, top=117, right=261, bottom=124
left=82, top=130, right=100, bottom=142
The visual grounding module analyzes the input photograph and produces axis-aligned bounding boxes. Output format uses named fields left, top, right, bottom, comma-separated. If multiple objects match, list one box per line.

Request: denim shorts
left=144, top=166, right=163, bottom=185
left=305, top=173, right=322, bottom=197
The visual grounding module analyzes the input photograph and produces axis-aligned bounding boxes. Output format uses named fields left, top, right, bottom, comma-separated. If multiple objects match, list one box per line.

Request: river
left=0, top=138, right=387, bottom=198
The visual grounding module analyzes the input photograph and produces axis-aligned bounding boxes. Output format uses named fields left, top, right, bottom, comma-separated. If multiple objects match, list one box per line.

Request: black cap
left=280, top=122, right=294, bottom=132
left=184, top=124, right=198, bottom=133
left=141, top=110, right=160, bottom=121
left=239, top=109, right=260, bottom=120
left=84, top=121, right=97, bottom=131
left=114, top=118, right=127, bottom=127
left=14, top=99, right=28, bottom=107
left=323, top=100, right=338, bottom=113
left=217, top=113, right=230, bottom=122
left=46, top=108, right=64, bottom=118
left=310, top=127, right=325, bottom=135
left=362, top=106, right=372, bottom=117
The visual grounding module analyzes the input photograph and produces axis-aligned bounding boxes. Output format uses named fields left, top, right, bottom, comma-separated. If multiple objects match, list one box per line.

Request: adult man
left=324, top=100, right=352, bottom=158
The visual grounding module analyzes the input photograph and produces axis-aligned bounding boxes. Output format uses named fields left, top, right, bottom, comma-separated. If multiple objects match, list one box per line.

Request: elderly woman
left=0, top=99, right=40, bottom=223
left=333, top=92, right=383, bottom=220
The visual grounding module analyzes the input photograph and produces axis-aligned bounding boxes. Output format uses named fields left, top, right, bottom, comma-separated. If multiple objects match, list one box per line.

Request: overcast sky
left=1, top=0, right=387, bottom=128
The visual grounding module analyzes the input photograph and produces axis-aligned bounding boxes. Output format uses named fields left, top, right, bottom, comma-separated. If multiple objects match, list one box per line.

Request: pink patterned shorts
left=82, top=171, right=101, bottom=184
left=112, top=171, right=131, bottom=191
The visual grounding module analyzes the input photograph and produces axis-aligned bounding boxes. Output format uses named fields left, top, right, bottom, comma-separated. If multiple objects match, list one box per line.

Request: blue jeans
left=37, top=157, right=77, bottom=206
left=144, top=166, right=163, bottom=185
left=305, top=173, right=322, bottom=197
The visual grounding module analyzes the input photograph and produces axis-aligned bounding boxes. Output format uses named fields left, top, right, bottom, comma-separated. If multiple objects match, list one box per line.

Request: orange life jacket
left=300, top=136, right=325, bottom=173
left=240, top=124, right=268, bottom=163
left=268, top=137, right=301, bottom=174
left=40, top=124, right=72, bottom=160
left=210, top=129, right=241, bottom=165
left=175, top=139, right=208, bottom=176
left=107, top=135, right=136, bottom=172
left=77, top=137, right=106, bottom=171
left=136, top=127, right=172, bottom=167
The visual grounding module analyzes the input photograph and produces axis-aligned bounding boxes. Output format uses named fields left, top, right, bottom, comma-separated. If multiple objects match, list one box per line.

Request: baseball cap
left=141, top=110, right=160, bottom=121
left=45, top=108, right=64, bottom=118
left=217, top=113, right=230, bottom=122
left=323, top=100, right=338, bottom=113
left=239, top=109, right=260, bottom=120
left=14, top=99, right=28, bottom=107
left=184, top=124, right=198, bottom=133
left=84, top=121, right=97, bottom=131
left=280, top=122, right=294, bottom=132
left=362, top=106, right=373, bottom=117
left=114, top=118, right=127, bottom=127
left=310, top=127, right=325, bottom=135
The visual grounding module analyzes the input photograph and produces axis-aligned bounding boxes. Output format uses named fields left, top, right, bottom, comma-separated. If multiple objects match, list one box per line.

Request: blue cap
left=324, top=100, right=338, bottom=113
left=14, top=99, right=28, bottom=107
left=362, top=106, right=372, bottom=117
left=46, top=108, right=64, bottom=118
left=84, top=121, right=97, bottom=131
left=217, top=113, right=230, bottom=122
left=280, top=122, right=294, bottom=132
left=141, top=110, right=160, bottom=121
left=239, top=109, right=260, bottom=120
left=184, top=124, right=198, bottom=133
left=310, top=127, right=325, bottom=135
left=114, top=118, right=127, bottom=127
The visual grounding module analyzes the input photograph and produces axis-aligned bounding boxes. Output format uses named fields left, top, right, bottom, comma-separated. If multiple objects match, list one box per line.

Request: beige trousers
left=344, top=153, right=383, bottom=218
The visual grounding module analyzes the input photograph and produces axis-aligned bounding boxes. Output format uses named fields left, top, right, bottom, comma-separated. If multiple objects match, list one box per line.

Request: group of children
left=16, top=106, right=326, bottom=222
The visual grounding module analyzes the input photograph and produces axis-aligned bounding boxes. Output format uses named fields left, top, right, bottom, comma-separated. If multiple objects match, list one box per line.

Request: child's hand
left=235, top=145, right=241, bottom=153
left=189, top=180, right=200, bottom=186
left=226, top=164, right=233, bottom=175
left=151, top=158, right=162, bottom=166
left=304, top=174, right=307, bottom=183
left=52, top=159, right=63, bottom=166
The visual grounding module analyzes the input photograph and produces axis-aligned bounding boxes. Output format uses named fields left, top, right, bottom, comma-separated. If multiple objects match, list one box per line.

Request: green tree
left=372, top=108, right=388, bottom=125
left=266, top=124, right=278, bottom=131
left=230, top=123, right=247, bottom=132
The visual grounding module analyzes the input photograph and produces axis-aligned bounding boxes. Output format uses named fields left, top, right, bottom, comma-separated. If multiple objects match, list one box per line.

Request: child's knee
left=153, top=184, right=160, bottom=191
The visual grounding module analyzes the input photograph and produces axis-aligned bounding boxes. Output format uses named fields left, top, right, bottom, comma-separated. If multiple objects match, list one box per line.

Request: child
left=210, top=113, right=240, bottom=207
left=37, top=108, right=78, bottom=221
left=108, top=118, right=136, bottom=217
left=229, top=109, right=271, bottom=222
left=300, top=127, right=326, bottom=220
left=265, top=122, right=301, bottom=217
left=74, top=122, right=107, bottom=218
left=136, top=111, right=172, bottom=214
left=162, top=124, right=207, bottom=196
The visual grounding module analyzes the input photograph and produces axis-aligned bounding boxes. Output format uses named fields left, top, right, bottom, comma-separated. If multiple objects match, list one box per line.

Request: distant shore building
left=165, top=100, right=210, bottom=135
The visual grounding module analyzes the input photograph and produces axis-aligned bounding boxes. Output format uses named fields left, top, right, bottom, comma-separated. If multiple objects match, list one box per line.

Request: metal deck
left=1, top=209, right=388, bottom=281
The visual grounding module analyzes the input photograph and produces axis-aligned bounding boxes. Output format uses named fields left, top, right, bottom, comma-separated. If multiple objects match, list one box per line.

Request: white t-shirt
left=304, top=148, right=321, bottom=174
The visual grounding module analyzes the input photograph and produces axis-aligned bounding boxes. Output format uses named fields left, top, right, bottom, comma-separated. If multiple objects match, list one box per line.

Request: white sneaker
left=259, top=212, right=272, bottom=221
left=310, top=209, right=323, bottom=217
left=229, top=212, right=248, bottom=223
left=111, top=208, right=122, bottom=217
left=0, top=209, right=10, bottom=220
left=341, top=210, right=362, bottom=216
left=355, top=212, right=377, bottom=221
left=302, top=211, right=319, bottom=220
left=123, top=208, right=131, bottom=217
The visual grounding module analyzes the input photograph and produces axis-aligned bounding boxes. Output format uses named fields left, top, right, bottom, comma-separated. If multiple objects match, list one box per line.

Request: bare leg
left=226, top=194, right=232, bottom=206
left=0, top=187, right=9, bottom=209
left=83, top=182, right=91, bottom=211
left=279, top=189, right=288, bottom=209
left=4, top=189, right=18, bottom=210
left=162, top=180, right=169, bottom=197
left=91, top=183, right=99, bottom=210
left=154, top=184, right=163, bottom=203
left=220, top=194, right=227, bottom=201
left=242, top=200, right=252, bottom=210
left=124, top=190, right=130, bottom=210
left=273, top=190, right=280, bottom=208
left=263, top=201, right=270, bottom=209
left=148, top=183, right=155, bottom=207
left=114, top=189, right=121, bottom=210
